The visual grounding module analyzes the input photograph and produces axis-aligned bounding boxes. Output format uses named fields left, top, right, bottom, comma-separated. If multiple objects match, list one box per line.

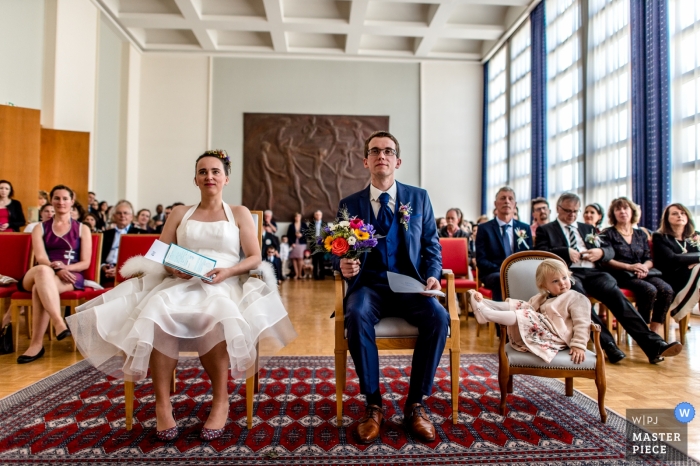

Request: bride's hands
left=203, top=268, right=234, bottom=285
left=166, top=266, right=194, bottom=280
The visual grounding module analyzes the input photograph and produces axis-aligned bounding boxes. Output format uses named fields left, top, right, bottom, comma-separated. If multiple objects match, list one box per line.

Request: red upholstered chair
left=0, top=233, right=33, bottom=349
left=10, top=234, right=103, bottom=352
left=439, top=238, right=477, bottom=318
left=115, top=234, right=161, bottom=285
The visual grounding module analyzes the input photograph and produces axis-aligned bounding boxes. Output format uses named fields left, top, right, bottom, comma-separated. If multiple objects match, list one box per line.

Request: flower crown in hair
left=205, top=149, right=230, bottom=163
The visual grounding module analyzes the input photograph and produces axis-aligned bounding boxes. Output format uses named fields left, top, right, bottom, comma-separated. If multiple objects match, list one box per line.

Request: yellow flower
left=354, top=228, right=369, bottom=241
left=324, top=235, right=334, bottom=251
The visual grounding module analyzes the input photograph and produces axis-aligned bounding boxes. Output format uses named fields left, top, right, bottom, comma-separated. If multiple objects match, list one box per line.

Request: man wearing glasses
left=530, top=197, right=551, bottom=239
left=336, top=131, right=447, bottom=445
left=100, top=200, right=147, bottom=286
left=535, top=192, right=682, bottom=364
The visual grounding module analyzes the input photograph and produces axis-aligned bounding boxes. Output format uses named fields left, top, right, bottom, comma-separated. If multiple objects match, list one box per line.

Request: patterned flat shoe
left=155, top=425, right=179, bottom=442
left=200, top=426, right=225, bottom=441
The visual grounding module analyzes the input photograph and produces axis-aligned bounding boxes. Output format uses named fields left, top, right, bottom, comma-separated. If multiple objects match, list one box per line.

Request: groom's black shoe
left=603, top=342, right=626, bottom=364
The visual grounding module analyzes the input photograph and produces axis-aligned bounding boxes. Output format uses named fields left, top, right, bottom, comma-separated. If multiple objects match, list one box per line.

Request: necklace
left=616, top=226, right=633, bottom=236
left=675, top=238, right=688, bottom=254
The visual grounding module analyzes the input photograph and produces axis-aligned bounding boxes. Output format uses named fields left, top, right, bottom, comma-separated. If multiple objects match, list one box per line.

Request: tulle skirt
left=66, top=272, right=297, bottom=381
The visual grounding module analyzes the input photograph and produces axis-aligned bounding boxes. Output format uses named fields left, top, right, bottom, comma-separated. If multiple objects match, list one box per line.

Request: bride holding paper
left=66, top=150, right=297, bottom=442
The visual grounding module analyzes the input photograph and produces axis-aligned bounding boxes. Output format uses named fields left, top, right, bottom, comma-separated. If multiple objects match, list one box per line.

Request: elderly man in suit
left=475, top=187, right=533, bottom=301
left=100, top=200, right=147, bottom=286
left=337, top=131, right=447, bottom=445
left=535, top=192, right=682, bottom=364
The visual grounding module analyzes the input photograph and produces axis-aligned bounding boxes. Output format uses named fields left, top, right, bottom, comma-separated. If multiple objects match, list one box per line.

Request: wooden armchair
left=497, top=251, right=607, bottom=422
left=334, top=269, right=461, bottom=426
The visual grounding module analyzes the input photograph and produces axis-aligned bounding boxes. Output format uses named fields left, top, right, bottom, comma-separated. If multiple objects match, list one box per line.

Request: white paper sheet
left=144, top=240, right=170, bottom=263
left=387, top=271, right=445, bottom=297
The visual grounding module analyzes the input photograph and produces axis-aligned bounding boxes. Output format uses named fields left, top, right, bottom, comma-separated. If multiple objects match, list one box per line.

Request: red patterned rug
left=0, top=355, right=692, bottom=465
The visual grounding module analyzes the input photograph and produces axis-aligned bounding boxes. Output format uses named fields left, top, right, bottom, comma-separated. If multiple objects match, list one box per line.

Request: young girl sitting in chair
left=469, top=259, right=591, bottom=364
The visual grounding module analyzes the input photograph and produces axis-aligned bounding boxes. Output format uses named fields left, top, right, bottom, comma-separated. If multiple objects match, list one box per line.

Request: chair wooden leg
left=498, top=366, right=509, bottom=416
left=565, top=377, right=573, bottom=396
left=246, top=374, right=255, bottom=430
left=475, top=322, right=481, bottom=337
left=449, top=349, right=459, bottom=424
left=11, top=304, right=20, bottom=353
left=595, top=374, right=607, bottom=423
left=170, top=369, right=176, bottom=393
left=507, top=375, right=513, bottom=394
left=335, top=350, right=347, bottom=427
left=488, top=322, right=495, bottom=346
left=679, top=314, right=689, bottom=345
left=125, top=380, right=134, bottom=431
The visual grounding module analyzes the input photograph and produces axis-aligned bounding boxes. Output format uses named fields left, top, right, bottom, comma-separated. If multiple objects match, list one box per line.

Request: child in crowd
left=302, top=249, right=313, bottom=279
left=469, top=259, right=591, bottom=364
left=279, top=236, right=290, bottom=280
left=263, top=244, right=283, bottom=285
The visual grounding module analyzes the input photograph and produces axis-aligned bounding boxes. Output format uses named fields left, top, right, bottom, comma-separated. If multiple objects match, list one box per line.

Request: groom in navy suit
left=475, top=187, right=533, bottom=301
left=337, top=131, right=448, bottom=444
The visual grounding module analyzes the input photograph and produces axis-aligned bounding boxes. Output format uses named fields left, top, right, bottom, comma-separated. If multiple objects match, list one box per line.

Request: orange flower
left=331, top=237, right=350, bottom=256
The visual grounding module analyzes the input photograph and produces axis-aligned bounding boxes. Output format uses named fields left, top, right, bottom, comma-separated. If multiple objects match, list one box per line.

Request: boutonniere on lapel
left=398, top=202, right=412, bottom=231
left=514, top=228, right=529, bottom=249
left=585, top=232, right=604, bottom=247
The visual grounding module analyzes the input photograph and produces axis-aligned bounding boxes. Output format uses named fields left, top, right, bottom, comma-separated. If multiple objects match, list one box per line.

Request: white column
left=121, top=43, right=141, bottom=202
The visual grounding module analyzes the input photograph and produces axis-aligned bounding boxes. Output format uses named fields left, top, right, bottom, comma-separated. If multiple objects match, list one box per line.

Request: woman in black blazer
left=0, top=180, right=26, bottom=232
left=652, top=203, right=700, bottom=322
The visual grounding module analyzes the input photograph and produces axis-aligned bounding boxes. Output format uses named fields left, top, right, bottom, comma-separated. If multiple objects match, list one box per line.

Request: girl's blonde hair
left=535, top=259, right=573, bottom=291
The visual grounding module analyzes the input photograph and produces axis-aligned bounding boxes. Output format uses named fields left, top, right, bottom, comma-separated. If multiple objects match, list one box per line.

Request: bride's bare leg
left=199, top=341, right=230, bottom=430
left=468, top=290, right=516, bottom=326
left=150, top=348, right=178, bottom=431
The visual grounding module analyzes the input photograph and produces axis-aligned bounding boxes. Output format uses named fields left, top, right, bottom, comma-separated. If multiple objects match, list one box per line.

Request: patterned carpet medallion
left=0, top=354, right=693, bottom=465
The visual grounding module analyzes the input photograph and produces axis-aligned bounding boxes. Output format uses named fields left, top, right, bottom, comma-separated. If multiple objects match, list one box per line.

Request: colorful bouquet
left=307, top=207, right=378, bottom=260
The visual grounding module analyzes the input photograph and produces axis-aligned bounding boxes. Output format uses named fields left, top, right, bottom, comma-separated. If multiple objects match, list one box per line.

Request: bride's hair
left=196, top=150, right=231, bottom=176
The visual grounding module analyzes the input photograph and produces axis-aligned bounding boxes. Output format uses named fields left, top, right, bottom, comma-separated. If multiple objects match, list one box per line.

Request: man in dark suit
left=263, top=245, right=283, bottom=284
left=337, top=131, right=447, bottom=445
left=535, top=192, right=682, bottom=364
left=475, top=187, right=533, bottom=301
left=100, top=200, right=148, bottom=286
left=311, top=210, right=325, bottom=279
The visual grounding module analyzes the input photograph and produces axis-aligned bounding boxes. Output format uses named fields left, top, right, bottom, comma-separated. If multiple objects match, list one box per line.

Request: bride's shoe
left=468, top=290, right=488, bottom=325
left=155, top=411, right=179, bottom=442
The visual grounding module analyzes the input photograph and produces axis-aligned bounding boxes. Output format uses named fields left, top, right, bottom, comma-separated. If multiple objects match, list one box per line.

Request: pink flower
left=349, top=218, right=364, bottom=229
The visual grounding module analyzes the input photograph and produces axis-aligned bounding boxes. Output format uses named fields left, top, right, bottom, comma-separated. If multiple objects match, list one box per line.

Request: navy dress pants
left=344, top=284, right=449, bottom=400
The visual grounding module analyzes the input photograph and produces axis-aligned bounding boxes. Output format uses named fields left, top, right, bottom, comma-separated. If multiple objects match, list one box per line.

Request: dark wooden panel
left=242, top=113, right=389, bottom=221
left=40, top=129, right=90, bottom=206
left=0, top=105, right=41, bottom=220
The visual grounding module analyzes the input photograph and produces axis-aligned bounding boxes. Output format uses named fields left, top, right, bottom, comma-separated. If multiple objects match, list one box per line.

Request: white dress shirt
left=556, top=218, right=594, bottom=268
left=369, top=182, right=397, bottom=218
left=105, top=225, right=130, bottom=265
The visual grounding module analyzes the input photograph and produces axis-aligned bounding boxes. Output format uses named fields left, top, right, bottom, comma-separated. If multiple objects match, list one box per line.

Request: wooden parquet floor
left=1, top=279, right=698, bottom=458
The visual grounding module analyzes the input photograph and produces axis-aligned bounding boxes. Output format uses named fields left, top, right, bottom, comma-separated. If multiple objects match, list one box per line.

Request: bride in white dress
left=66, top=151, right=297, bottom=441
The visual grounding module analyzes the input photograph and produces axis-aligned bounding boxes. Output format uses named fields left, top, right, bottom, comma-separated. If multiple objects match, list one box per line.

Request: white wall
left=137, top=54, right=209, bottom=211
left=422, top=61, right=483, bottom=221
left=93, top=15, right=123, bottom=204
left=0, top=0, right=45, bottom=109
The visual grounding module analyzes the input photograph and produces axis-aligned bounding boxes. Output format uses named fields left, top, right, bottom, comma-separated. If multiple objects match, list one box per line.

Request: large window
left=586, top=0, right=631, bottom=213
left=670, top=0, right=700, bottom=219
left=486, top=46, right=509, bottom=209
left=546, top=0, right=584, bottom=207
left=509, top=22, right=533, bottom=222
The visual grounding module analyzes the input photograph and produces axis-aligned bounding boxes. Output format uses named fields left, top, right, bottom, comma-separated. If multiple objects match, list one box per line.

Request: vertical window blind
left=486, top=46, right=509, bottom=209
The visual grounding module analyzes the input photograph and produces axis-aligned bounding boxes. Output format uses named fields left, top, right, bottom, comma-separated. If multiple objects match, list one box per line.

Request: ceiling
left=96, top=0, right=532, bottom=61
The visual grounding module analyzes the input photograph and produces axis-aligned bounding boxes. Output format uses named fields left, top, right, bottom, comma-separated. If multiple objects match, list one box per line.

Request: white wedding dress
left=67, top=204, right=297, bottom=381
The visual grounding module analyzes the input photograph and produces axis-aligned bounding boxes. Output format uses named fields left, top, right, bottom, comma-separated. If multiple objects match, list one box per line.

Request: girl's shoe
left=467, top=290, right=488, bottom=325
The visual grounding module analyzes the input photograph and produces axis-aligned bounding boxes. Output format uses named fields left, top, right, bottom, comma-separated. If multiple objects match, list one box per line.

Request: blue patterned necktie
left=376, top=192, right=393, bottom=236
left=501, top=224, right=512, bottom=257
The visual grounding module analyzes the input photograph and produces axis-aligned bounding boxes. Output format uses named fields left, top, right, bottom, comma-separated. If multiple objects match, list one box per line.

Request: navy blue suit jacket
left=335, top=181, right=442, bottom=297
left=475, top=218, right=533, bottom=277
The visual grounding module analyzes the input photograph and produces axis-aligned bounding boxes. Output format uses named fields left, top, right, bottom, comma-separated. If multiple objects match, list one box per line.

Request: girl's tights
left=468, top=291, right=517, bottom=326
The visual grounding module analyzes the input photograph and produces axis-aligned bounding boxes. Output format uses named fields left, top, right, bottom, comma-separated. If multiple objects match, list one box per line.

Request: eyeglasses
left=557, top=206, right=580, bottom=215
left=367, top=148, right=397, bottom=157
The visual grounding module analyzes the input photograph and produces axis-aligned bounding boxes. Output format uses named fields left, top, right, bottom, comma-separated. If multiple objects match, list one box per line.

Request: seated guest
left=87, top=192, right=97, bottom=211
left=530, top=197, right=551, bottom=239
left=263, top=244, right=283, bottom=285
left=439, top=208, right=469, bottom=238
left=263, top=210, right=277, bottom=234
left=155, top=205, right=172, bottom=233
left=287, top=212, right=307, bottom=280
left=435, top=217, right=446, bottom=230
left=24, top=204, right=55, bottom=233
left=97, top=201, right=110, bottom=229
left=100, top=200, right=147, bottom=286
left=152, top=204, right=165, bottom=226
left=653, top=203, right=700, bottom=322
left=134, top=208, right=154, bottom=232
left=583, top=203, right=605, bottom=233
left=535, top=192, right=682, bottom=364
left=0, top=180, right=26, bottom=232
left=38, top=190, right=49, bottom=207
left=475, top=187, right=533, bottom=301
left=83, top=212, right=100, bottom=233
left=71, top=200, right=86, bottom=222
left=602, top=197, right=673, bottom=334
left=16, top=185, right=92, bottom=364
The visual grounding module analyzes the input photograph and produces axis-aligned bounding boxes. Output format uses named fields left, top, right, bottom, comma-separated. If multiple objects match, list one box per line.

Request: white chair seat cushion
left=505, top=343, right=597, bottom=370
left=344, top=317, right=450, bottom=339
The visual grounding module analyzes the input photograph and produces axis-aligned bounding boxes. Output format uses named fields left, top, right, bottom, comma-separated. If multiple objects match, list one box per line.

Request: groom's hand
left=340, top=258, right=361, bottom=278
left=421, top=277, right=441, bottom=296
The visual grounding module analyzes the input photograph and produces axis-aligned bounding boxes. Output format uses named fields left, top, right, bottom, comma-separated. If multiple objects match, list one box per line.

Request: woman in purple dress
left=16, top=185, right=92, bottom=364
